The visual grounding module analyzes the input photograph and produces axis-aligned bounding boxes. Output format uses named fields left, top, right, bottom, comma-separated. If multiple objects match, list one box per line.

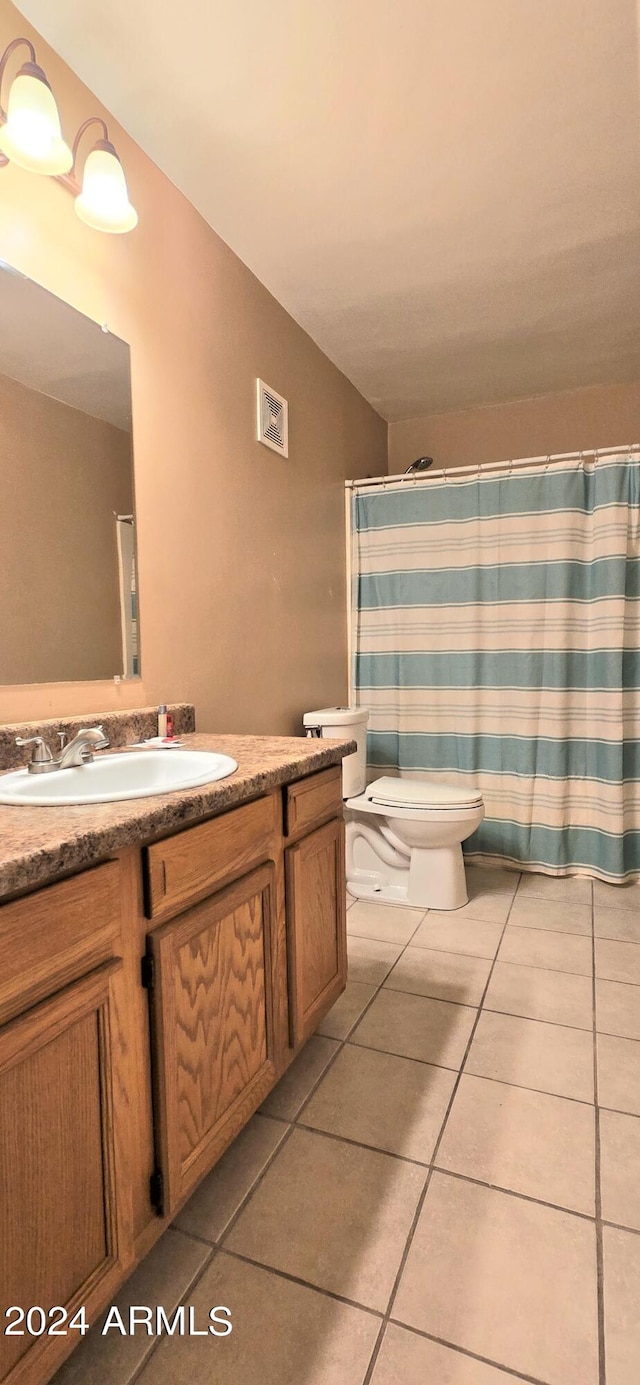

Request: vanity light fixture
left=0, top=37, right=138, bottom=233
left=67, top=117, right=138, bottom=234
left=0, top=39, right=71, bottom=174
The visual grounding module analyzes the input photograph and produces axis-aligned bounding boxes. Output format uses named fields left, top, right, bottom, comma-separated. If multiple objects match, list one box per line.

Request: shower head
left=404, top=456, right=434, bottom=474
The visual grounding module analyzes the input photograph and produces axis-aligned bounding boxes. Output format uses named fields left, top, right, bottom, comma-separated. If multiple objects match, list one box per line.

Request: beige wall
left=0, top=371, right=132, bottom=684
left=388, top=380, right=640, bottom=474
left=0, top=0, right=386, bottom=732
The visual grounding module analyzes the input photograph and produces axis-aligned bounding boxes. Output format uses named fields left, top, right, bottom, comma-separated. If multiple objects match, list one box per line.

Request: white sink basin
left=0, top=749, right=238, bottom=806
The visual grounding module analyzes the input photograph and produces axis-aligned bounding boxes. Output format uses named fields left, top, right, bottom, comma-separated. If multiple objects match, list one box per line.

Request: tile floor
left=53, top=865, right=640, bottom=1385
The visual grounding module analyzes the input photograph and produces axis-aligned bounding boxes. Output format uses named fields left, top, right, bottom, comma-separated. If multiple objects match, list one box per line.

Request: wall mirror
left=0, top=262, right=139, bottom=685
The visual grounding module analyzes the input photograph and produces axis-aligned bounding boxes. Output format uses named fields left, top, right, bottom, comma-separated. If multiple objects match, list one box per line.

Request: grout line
left=591, top=878, right=608, bottom=1385
left=125, top=1244, right=217, bottom=1385
left=294, top=1117, right=434, bottom=1168
left=385, top=1320, right=555, bottom=1385
left=220, top=1244, right=386, bottom=1319
left=351, top=990, right=593, bottom=1032
left=361, top=876, right=526, bottom=1385
left=217, top=1120, right=298, bottom=1246
left=481, top=1002, right=593, bottom=1034
left=344, top=1037, right=599, bottom=1105
left=427, top=1164, right=596, bottom=1223
left=294, top=917, right=431, bottom=1123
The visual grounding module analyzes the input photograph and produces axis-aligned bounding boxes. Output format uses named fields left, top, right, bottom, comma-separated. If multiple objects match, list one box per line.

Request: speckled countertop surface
left=0, top=733, right=355, bottom=901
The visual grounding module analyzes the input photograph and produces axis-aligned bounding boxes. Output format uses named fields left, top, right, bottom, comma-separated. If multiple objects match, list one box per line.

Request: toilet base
left=407, top=843, right=468, bottom=910
left=346, top=837, right=469, bottom=911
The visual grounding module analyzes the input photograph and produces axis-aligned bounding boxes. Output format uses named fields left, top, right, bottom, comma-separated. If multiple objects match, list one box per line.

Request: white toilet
left=303, top=707, right=484, bottom=911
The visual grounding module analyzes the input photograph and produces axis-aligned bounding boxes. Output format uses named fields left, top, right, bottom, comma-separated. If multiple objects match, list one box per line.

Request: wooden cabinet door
left=0, top=962, right=131, bottom=1385
left=285, top=817, right=347, bottom=1047
left=147, top=863, right=281, bottom=1217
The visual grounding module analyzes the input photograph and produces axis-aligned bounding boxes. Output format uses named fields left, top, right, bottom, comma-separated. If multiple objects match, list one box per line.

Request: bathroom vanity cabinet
left=0, top=763, right=346, bottom=1385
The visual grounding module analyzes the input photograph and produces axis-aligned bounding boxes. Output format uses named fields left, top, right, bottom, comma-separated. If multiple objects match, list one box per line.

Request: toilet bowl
left=345, top=776, right=484, bottom=910
left=303, top=707, right=484, bottom=911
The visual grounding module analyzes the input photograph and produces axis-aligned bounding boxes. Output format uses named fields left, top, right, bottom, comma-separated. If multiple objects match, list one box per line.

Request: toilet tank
left=302, top=706, right=370, bottom=798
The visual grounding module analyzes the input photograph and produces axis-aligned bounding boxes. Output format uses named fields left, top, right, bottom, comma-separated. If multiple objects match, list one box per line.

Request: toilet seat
left=363, top=776, right=483, bottom=811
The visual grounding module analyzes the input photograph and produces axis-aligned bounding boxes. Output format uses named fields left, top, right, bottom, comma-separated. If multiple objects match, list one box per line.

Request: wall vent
left=257, top=379, right=289, bottom=457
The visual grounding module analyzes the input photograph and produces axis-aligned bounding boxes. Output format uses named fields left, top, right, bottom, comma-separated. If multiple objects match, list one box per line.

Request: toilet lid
left=366, top=776, right=483, bottom=810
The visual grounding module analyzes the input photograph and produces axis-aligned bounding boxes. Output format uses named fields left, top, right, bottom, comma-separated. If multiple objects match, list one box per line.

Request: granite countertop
left=0, top=733, right=355, bottom=900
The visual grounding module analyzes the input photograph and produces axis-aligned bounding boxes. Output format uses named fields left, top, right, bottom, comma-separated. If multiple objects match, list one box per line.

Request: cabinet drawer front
left=144, top=794, right=280, bottom=921
left=0, top=861, right=121, bottom=1027
left=285, top=766, right=343, bottom=841
left=148, top=864, right=280, bottom=1214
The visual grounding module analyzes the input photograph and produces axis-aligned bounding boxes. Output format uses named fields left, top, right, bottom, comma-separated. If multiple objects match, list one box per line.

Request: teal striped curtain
left=352, top=454, right=640, bottom=881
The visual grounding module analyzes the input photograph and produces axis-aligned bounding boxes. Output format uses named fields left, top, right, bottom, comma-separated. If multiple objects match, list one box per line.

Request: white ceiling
left=16, top=0, right=640, bottom=421
left=0, top=263, right=131, bottom=428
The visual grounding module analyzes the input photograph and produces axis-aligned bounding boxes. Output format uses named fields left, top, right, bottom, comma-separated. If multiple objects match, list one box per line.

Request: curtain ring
left=443, top=466, right=448, bottom=481
left=508, top=458, right=513, bottom=475
left=544, top=454, right=550, bottom=472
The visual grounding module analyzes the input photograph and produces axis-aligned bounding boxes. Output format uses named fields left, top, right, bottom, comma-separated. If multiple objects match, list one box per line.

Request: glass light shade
left=74, top=140, right=138, bottom=234
left=0, top=63, right=72, bottom=175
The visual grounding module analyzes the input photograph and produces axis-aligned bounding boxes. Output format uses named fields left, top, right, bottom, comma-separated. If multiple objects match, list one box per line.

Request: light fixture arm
left=57, top=115, right=110, bottom=193
left=0, top=37, right=37, bottom=165
left=0, top=37, right=36, bottom=120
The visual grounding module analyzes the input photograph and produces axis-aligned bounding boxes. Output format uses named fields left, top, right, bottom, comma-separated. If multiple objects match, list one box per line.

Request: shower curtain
left=352, top=452, right=640, bottom=881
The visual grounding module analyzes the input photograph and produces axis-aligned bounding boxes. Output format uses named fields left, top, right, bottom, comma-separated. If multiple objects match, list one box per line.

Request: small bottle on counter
left=165, top=711, right=174, bottom=739
left=157, top=704, right=168, bottom=738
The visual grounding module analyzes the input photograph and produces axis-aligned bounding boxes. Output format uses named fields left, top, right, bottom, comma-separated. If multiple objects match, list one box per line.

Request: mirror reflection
left=0, top=263, right=138, bottom=685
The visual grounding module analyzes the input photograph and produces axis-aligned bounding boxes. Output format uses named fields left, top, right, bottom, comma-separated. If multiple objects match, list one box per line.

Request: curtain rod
left=345, top=443, right=640, bottom=490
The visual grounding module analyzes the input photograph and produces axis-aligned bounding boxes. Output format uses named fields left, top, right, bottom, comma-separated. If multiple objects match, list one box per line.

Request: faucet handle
left=15, top=735, right=54, bottom=766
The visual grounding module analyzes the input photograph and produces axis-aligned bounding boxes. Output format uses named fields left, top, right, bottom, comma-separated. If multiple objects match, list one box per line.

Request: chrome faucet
left=16, top=726, right=110, bottom=774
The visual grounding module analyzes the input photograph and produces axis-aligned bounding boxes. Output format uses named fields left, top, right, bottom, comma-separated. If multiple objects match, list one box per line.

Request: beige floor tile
left=595, top=938, right=640, bottom=985
left=347, top=934, right=403, bottom=985
left=372, top=1322, right=539, bottom=1384
left=498, top=925, right=592, bottom=975
left=598, top=1034, right=640, bottom=1116
left=347, top=900, right=424, bottom=944
left=595, top=907, right=640, bottom=944
left=384, top=946, right=491, bottom=1006
left=596, top=979, right=640, bottom=1041
left=433, top=892, right=513, bottom=924
left=508, top=895, right=592, bottom=935
left=600, top=1109, right=640, bottom=1231
left=173, top=1115, right=288, bottom=1242
left=52, top=1229, right=210, bottom=1385
left=603, top=1225, right=640, bottom=1385
left=352, top=989, right=477, bottom=1069
left=517, top=873, right=592, bottom=905
left=260, top=1035, right=339, bottom=1120
left=466, top=864, right=520, bottom=899
left=393, top=1173, right=599, bottom=1385
left=316, top=980, right=376, bottom=1039
left=411, top=913, right=503, bottom=960
left=437, top=1073, right=595, bottom=1214
left=137, top=1250, right=380, bottom=1385
left=594, top=880, right=640, bottom=912
left=226, top=1127, right=425, bottom=1311
left=303, top=1043, right=456, bottom=1163
left=466, top=1010, right=595, bottom=1102
left=485, top=961, right=593, bottom=1029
